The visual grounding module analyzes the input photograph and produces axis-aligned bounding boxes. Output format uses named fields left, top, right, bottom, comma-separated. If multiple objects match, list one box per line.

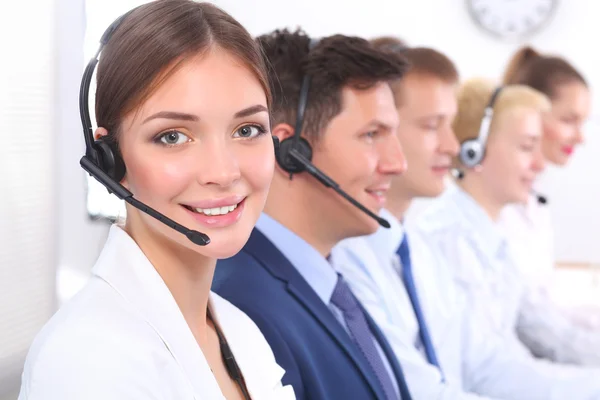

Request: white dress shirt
left=500, top=195, right=600, bottom=366
left=333, top=191, right=600, bottom=400
left=499, top=196, right=554, bottom=283
left=415, top=185, right=600, bottom=398
left=18, top=225, right=294, bottom=400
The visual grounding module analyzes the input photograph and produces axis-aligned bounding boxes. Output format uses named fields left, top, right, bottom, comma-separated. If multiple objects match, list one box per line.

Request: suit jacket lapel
left=244, top=229, right=387, bottom=399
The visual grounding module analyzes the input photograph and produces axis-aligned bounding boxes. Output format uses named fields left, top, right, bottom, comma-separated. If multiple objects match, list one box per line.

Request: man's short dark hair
left=371, top=36, right=459, bottom=84
left=257, top=29, right=409, bottom=142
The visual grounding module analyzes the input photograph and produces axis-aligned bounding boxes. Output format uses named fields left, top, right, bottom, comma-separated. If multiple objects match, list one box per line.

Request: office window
left=83, top=0, right=151, bottom=221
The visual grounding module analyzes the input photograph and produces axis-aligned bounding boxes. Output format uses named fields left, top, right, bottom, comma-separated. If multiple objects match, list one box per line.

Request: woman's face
left=111, top=47, right=274, bottom=259
left=480, top=108, right=546, bottom=206
left=542, top=81, right=591, bottom=166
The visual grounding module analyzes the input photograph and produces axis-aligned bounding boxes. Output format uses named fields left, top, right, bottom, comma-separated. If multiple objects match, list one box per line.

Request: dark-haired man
left=213, top=29, right=412, bottom=399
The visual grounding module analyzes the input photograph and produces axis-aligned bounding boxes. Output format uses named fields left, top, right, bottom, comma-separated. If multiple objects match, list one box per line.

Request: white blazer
left=18, top=225, right=295, bottom=400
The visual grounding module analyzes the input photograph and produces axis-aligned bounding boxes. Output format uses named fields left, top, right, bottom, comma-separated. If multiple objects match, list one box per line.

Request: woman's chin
left=202, top=244, right=247, bottom=261
left=189, top=231, right=250, bottom=260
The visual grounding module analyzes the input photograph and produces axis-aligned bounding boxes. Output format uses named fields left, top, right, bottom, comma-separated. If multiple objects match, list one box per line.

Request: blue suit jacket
left=213, top=228, right=412, bottom=400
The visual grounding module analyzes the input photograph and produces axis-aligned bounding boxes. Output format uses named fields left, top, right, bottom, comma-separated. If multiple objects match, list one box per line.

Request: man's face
left=389, top=74, right=459, bottom=203
left=309, top=82, right=406, bottom=238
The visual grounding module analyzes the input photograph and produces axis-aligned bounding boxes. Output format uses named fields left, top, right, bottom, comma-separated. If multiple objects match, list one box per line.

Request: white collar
left=364, top=208, right=405, bottom=259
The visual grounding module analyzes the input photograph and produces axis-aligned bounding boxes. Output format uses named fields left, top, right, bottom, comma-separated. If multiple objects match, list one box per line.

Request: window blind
left=0, top=0, right=57, bottom=396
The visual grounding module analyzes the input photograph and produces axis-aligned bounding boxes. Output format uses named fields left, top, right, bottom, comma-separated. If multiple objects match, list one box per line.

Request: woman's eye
left=158, top=130, right=189, bottom=146
left=234, top=125, right=266, bottom=139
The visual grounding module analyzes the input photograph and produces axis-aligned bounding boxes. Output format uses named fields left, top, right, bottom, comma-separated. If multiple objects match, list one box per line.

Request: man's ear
left=271, top=123, right=295, bottom=143
left=271, top=123, right=297, bottom=177
left=94, top=127, right=109, bottom=141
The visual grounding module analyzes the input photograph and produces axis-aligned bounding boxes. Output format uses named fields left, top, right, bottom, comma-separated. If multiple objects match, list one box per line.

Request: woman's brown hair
left=95, top=0, right=271, bottom=141
left=503, top=46, right=587, bottom=99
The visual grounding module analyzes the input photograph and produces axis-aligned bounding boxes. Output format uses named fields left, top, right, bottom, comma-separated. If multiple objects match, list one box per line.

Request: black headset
left=79, top=10, right=132, bottom=184
left=79, top=8, right=210, bottom=246
left=276, top=38, right=320, bottom=176
left=274, top=37, right=390, bottom=228
left=459, top=86, right=503, bottom=169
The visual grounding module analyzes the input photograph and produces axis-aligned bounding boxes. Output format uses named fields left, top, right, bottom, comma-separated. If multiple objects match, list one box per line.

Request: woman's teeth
left=194, top=204, right=238, bottom=216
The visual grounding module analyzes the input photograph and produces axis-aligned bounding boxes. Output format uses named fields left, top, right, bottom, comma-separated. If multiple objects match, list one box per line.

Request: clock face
left=467, top=0, right=558, bottom=39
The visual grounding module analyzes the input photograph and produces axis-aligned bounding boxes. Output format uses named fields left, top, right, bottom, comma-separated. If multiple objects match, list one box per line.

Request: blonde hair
left=453, top=78, right=551, bottom=149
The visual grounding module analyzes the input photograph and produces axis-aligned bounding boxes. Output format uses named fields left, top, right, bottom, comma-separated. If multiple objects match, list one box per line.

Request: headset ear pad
left=271, top=135, right=280, bottom=158
left=459, top=139, right=485, bottom=169
left=94, top=136, right=126, bottom=182
left=277, top=136, right=313, bottom=174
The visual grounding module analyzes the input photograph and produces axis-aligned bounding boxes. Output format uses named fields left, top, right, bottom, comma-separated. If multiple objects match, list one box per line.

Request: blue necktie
left=396, top=234, right=444, bottom=376
left=331, top=274, right=399, bottom=400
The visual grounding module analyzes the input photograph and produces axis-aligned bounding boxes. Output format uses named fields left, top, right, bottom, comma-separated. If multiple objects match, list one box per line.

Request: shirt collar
left=255, top=213, right=338, bottom=304
left=364, top=208, right=405, bottom=259
left=447, top=187, right=508, bottom=260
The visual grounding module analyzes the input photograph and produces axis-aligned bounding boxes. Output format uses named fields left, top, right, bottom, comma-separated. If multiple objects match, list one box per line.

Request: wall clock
left=467, top=0, right=559, bottom=40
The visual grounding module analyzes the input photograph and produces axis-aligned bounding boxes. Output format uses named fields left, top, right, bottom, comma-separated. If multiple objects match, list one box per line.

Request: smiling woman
left=18, top=1, right=294, bottom=400
left=452, top=78, right=551, bottom=216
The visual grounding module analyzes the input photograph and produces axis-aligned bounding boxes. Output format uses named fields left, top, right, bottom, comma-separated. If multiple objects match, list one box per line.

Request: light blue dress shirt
left=332, top=186, right=600, bottom=400
left=255, top=212, right=400, bottom=397
left=333, top=208, right=486, bottom=400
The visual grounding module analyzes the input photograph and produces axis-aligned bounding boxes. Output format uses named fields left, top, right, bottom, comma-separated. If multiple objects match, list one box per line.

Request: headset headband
left=476, top=86, right=503, bottom=148
left=292, top=38, right=320, bottom=141
left=79, top=9, right=137, bottom=164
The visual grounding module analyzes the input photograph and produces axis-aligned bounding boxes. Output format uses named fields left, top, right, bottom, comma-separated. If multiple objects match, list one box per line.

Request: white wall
left=213, top=0, right=600, bottom=264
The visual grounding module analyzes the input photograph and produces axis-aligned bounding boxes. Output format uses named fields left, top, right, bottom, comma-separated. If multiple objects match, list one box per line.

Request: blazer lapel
left=244, top=229, right=387, bottom=399
left=93, top=226, right=222, bottom=399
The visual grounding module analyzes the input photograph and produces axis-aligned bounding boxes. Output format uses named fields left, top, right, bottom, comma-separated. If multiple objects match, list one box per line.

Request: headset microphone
left=288, top=148, right=391, bottom=228
left=78, top=8, right=211, bottom=247
left=451, top=168, right=464, bottom=180
left=531, top=190, right=548, bottom=205
left=80, top=158, right=210, bottom=245
left=276, top=37, right=391, bottom=229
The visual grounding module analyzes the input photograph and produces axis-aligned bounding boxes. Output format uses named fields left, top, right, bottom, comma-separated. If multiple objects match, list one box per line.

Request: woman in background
left=18, top=1, right=294, bottom=399
left=499, top=47, right=600, bottom=366
left=500, top=46, right=590, bottom=282
left=417, top=78, right=548, bottom=352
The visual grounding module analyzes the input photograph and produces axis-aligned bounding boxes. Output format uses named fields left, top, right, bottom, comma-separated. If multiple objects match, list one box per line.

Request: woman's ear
left=94, top=127, right=109, bottom=141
